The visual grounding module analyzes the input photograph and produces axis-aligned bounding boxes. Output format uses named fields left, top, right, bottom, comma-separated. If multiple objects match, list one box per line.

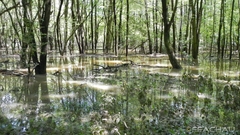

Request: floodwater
left=0, top=51, right=239, bottom=134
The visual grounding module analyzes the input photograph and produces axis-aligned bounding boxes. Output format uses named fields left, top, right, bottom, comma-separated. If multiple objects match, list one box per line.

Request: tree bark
left=154, top=0, right=159, bottom=53
left=118, top=0, right=123, bottom=53
left=217, top=0, right=225, bottom=58
left=190, top=0, right=203, bottom=60
left=105, top=0, right=113, bottom=53
left=36, top=0, right=51, bottom=74
left=144, top=0, right=153, bottom=54
left=126, top=0, right=129, bottom=56
left=229, top=0, right=235, bottom=60
left=161, top=0, right=182, bottom=69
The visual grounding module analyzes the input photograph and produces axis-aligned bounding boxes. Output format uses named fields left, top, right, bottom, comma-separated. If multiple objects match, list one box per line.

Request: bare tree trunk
left=238, top=0, right=240, bottom=59
left=36, top=0, right=51, bottom=74
left=161, top=0, right=182, bottom=69
left=118, top=0, right=123, bottom=54
left=55, top=0, right=64, bottom=55
left=210, top=0, right=216, bottom=57
left=190, top=0, right=203, bottom=60
left=94, top=0, right=99, bottom=52
left=178, top=1, right=183, bottom=52
left=64, top=0, right=69, bottom=55
left=105, top=0, right=113, bottom=53
left=70, top=0, right=76, bottom=54
left=126, top=0, right=129, bottom=56
left=221, top=0, right=226, bottom=59
left=154, top=0, right=159, bottom=53
left=21, top=1, right=28, bottom=67
left=171, top=0, right=176, bottom=53
left=113, top=0, right=118, bottom=55
left=91, top=0, right=94, bottom=52
left=184, top=3, right=190, bottom=53
left=217, top=0, right=225, bottom=58
left=229, top=0, right=235, bottom=60
left=160, top=20, right=163, bottom=53
left=144, top=0, right=153, bottom=54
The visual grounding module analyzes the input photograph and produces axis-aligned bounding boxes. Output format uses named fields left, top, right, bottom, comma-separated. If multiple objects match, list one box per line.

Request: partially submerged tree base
left=162, top=0, right=182, bottom=69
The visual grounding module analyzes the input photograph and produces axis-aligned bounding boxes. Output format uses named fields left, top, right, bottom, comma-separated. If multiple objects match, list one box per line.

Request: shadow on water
left=0, top=53, right=239, bottom=134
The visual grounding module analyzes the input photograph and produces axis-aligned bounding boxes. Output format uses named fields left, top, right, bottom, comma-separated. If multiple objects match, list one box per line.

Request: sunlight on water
left=87, top=82, right=120, bottom=92
left=0, top=54, right=239, bottom=134
left=49, top=92, right=76, bottom=99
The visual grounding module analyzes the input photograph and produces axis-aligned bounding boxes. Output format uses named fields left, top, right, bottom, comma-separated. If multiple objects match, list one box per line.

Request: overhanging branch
left=0, top=1, right=20, bottom=16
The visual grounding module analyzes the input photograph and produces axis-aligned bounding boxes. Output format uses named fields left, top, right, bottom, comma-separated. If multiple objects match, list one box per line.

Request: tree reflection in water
left=0, top=56, right=239, bottom=134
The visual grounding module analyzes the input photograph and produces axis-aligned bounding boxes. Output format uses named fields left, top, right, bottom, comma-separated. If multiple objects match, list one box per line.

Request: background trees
left=0, top=0, right=239, bottom=72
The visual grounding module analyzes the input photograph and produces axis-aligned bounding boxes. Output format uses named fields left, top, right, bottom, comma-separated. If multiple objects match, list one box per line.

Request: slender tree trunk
left=64, top=0, right=69, bottom=54
left=221, top=0, right=226, bottom=59
left=21, top=0, right=28, bottom=67
left=152, top=1, right=155, bottom=54
left=210, top=0, right=216, bottom=57
left=188, top=25, right=192, bottom=55
left=154, top=0, right=159, bottom=53
left=113, top=0, right=118, bottom=55
left=171, top=0, right=176, bottom=53
left=160, top=20, right=163, bottom=53
left=178, top=1, right=183, bottom=52
left=118, top=0, right=123, bottom=53
left=91, top=0, right=94, bottom=52
left=217, top=0, right=225, bottom=58
left=126, top=0, right=129, bottom=56
left=55, top=0, right=64, bottom=55
left=94, top=0, right=98, bottom=52
left=190, top=0, right=203, bottom=60
left=144, top=0, right=153, bottom=54
left=184, top=3, right=190, bottom=53
left=161, top=0, right=182, bottom=69
left=70, top=0, right=76, bottom=54
left=105, top=0, right=113, bottom=53
left=238, top=0, right=240, bottom=59
left=76, top=0, right=82, bottom=54
left=83, top=1, right=88, bottom=53
left=229, top=0, right=235, bottom=60
left=189, top=0, right=198, bottom=59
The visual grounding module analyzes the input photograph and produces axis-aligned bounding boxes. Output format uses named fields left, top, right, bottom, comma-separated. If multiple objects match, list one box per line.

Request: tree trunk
left=105, top=0, right=113, bottom=53
left=154, top=0, right=159, bottom=53
left=229, top=0, right=235, bottom=60
left=113, top=0, right=118, bottom=55
left=190, top=0, right=203, bottom=60
left=184, top=3, right=190, bottom=53
left=21, top=0, right=29, bottom=67
left=171, top=0, right=176, bottom=53
left=126, top=0, right=129, bottom=56
left=238, top=0, right=240, bottom=59
left=64, top=0, right=69, bottom=54
left=210, top=0, right=216, bottom=57
left=55, top=0, right=64, bottom=55
left=178, top=1, right=183, bottom=52
left=217, top=0, right=225, bottom=58
left=118, top=0, right=123, bottom=53
left=36, top=0, right=51, bottom=74
left=94, top=0, right=99, bottom=52
left=144, top=0, right=153, bottom=54
left=91, top=0, right=94, bottom=52
left=161, top=0, right=182, bottom=69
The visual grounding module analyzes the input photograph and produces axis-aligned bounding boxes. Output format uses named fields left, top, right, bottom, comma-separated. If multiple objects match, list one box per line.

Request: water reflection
left=0, top=55, right=239, bottom=134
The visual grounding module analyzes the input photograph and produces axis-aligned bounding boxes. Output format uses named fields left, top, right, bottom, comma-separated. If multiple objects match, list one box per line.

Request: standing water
left=0, top=52, right=239, bottom=134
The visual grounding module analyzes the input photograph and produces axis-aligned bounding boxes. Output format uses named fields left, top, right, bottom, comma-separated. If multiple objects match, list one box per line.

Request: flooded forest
left=0, top=0, right=240, bottom=134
